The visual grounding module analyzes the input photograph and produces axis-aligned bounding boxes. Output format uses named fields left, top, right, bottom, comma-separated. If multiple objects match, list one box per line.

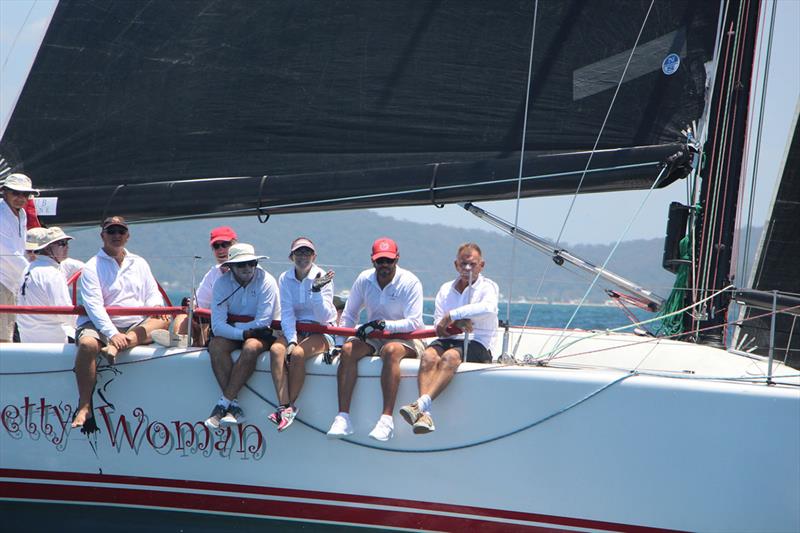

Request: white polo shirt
left=0, top=199, right=29, bottom=292
left=211, top=267, right=280, bottom=341
left=196, top=264, right=223, bottom=309
left=434, top=274, right=499, bottom=349
left=17, top=255, right=76, bottom=343
left=278, top=264, right=337, bottom=344
left=341, top=266, right=423, bottom=333
left=77, top=248, right=164, bottom=338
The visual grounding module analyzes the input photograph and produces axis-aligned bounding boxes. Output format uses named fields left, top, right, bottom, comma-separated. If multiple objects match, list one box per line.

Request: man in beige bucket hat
left=0, top=173, right=39, bottom=342
left=17, top=227, right=77, bottom=343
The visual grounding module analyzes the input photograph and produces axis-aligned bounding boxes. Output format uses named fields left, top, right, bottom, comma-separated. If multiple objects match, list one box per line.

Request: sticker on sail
left=33, top=197, right=58, bottom=216
left=662, top=53, right=680, bottom=75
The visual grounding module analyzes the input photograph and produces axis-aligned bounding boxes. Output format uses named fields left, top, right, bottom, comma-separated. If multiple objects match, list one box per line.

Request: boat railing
left=0, top=304, right=449, bottom=341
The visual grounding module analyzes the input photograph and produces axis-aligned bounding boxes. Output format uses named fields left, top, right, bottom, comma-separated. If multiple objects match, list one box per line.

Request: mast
left=693, top=0, right=762, bottom=346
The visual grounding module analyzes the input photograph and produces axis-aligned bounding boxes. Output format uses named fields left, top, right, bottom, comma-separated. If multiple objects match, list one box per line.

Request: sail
left=738, top=115, right=800, bottom=368
left=0, top=0, right=719, bottom=225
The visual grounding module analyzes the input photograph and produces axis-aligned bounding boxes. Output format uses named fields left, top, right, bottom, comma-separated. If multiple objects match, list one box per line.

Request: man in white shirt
left=326, top=237, right=424, bottom=442
left=204, top=243, right=280, bottom=429
left=17, top=227, right=77, bottom=343
left=0, top=173, right=39, bottom=342
left=400, top=243, right=498, bottom=434
left=158, top=225, right=238, bottom=347
left=71, top=216, right=169, bottom=428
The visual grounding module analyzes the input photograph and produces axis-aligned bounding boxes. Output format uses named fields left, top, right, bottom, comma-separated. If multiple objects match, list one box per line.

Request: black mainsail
left=0, top=0, right=719, bottom=225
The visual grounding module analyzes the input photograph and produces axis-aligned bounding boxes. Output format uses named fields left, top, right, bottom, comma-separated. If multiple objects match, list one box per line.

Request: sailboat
left=1, top=1, right=798, bottom=531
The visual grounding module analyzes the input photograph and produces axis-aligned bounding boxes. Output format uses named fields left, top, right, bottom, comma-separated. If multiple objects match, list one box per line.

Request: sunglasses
left=212, top=241, right=232, bottom=250
left=53, top=240, right=70, bottom=247
left=104, top=227, right=128, bottom=235
left=7, top=190, right=30, bottom=197
left=232, top=260, right=258, bottom=268
left=292, top=248, right=314, bottom=256
left=374, top=258, right=396, bottom=265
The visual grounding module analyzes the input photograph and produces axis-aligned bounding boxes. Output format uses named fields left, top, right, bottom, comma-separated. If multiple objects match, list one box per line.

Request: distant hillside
left=63, top=212, right=762, bottom=304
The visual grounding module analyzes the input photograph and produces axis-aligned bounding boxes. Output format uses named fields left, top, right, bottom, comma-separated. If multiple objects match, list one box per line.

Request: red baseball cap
left=371, top=237, right=399, bottom=261
left=209, top=226, right=237, bottom=244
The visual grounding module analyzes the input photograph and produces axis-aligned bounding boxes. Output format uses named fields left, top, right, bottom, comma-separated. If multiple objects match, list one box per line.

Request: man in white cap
left=71, top=216, right=169, bottom=428
left=326, top=237, right=424, bottom=442
left=17, top=227, right=77, bottom=343
left=204, top=243, right=280, bottom=429
left=0, top=173, right=39, bottom=342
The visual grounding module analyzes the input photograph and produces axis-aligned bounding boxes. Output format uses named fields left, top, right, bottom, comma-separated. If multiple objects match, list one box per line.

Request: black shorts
left=428, top=338, right=492, bottom=363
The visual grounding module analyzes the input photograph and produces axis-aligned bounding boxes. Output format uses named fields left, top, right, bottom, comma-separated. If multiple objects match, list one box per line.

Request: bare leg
left=72, top=336, right=101, bottom=427
left=380, top=342, right=416, bottom=416
left=417, top=346, right=444, bottom=397
left=126, top=316, right=171, bottom=347
left=209, top=337, right=238, bottom=392
left=422, top=349, right=462, bottom=401
left=223, top=338, right=269, bottom=400
left=269, top=337, right=289, bottom=405
left=288, top=334, right=327, bottom=405
left=336, top=340, right=373, bottom=413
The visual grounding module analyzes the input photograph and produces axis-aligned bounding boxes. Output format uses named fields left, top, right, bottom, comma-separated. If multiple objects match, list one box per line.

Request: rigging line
left=741, top=0, right=777, bottom=281
left=551, top=0, right=655, bottom=248
left=505, top=0, right=538, bottom=324
left=0, top=0, right=37, bottom=73
left=243, top=372, right=638, bottom=454
left=544, top=166, right=667, bottom=362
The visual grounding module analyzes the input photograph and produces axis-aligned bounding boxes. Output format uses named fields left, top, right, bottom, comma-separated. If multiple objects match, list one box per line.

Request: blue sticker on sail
left=662, top=53, right=680, bottom=75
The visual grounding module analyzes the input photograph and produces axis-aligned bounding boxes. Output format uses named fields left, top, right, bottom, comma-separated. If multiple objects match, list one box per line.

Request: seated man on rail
left=154, top=225, right=238, bottom=347
left=400, top=243, right=498, bottom=434
left=204, top=243, right=280, bottom=429
left=72, top=216, right=169, bottom=428
left=326, top=237, right=424, bottom=442
left=17, top=227, right=77, bottom=343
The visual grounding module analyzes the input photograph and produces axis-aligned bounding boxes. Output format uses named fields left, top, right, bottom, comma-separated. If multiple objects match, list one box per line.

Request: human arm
left=78, top=261, right=118, bottom=338
left=195, top=266, right=218, bottom=309
left=279, top=272, right=299, bottom=344
left=311, top=271, right=337, bottom=325
left=0, top=210, right=29, bottom=291
left=210, top=276, right=245, bottom=340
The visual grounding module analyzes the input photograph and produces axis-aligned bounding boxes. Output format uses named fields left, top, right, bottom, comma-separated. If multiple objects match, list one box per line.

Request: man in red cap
left=156, top=226, right=239, bottom=347
left=326, top=237, right=424, bottom=442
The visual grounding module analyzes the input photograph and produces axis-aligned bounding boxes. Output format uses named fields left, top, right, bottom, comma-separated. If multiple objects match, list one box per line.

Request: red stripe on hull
left=0, top=469, right=683, bottom=532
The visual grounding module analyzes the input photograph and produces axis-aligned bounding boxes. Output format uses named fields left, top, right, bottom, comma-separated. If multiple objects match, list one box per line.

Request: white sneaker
left=326, top=415, right=354, bottom=439
left=368, top=417, right=394, bottom=442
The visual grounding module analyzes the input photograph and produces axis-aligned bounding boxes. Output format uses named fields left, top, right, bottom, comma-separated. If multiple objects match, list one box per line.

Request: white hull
left=1, top=328, right=798, bottom=532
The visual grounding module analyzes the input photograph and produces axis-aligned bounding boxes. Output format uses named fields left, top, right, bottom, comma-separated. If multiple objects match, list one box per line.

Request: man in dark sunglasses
left=204, top=242, right=280, bottom=429
left=159, top=226, right=239, bottom=347
left=71, top=215, right=170, bottom=429
left=0, top=173, right=40, bottom=342
left=327, top=237, right=424, bottom=442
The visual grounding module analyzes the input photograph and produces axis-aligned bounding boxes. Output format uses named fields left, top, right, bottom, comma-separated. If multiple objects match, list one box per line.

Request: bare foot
left=71, top=405, right=92, bottom=428
left=100, top=344, right=118, bottom=365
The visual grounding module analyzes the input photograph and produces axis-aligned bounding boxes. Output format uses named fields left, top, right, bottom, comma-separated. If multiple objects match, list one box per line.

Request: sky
left=1, top=0, right=798, bottom=245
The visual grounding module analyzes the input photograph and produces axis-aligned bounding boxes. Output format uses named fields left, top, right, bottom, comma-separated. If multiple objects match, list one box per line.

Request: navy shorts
left=427, top=338, right=492, bottom=363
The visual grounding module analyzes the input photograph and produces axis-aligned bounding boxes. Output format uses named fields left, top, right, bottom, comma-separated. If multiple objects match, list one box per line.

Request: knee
left=420, top=349, right=439, bottom=370
left=381, top=343, right=405, bottom=363
left=442, top=351, right=462, bottom=368
left=241, top=339, right=263, bottom=358
left=76, top=338, right=99, bottom=357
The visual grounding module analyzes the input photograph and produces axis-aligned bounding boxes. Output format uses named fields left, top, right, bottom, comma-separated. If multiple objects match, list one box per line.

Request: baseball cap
left=371, top=237, right=399, bottom=261
left=210, top=226, right=237, bottom=244
left=102, top=216, right=128, bottom=230
left=290, top=237, right=316, bottom=253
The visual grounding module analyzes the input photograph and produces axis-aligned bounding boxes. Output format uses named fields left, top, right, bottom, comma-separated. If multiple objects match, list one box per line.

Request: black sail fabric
left=0, top=0, right=719, bottom=224
left=739, top=117, right=800, bottom=369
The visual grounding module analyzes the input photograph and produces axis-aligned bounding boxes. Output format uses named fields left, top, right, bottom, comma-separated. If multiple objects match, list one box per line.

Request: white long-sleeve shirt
left=0, top=199, right=29, bottom=292
left=195, top=264, right=223, bottom=309
left=278, top=264, right=337, bottom=344
left=60, top=257, right=85, bottom=281
left=77, top=248, right=164, bottom=338
left=211, top=267, right=280, bottom=341
left=17, top=255, right=76, bottom=343
left=341, top=267, right=423, bottom=333
left=434, top=274, right=499, bottom=349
